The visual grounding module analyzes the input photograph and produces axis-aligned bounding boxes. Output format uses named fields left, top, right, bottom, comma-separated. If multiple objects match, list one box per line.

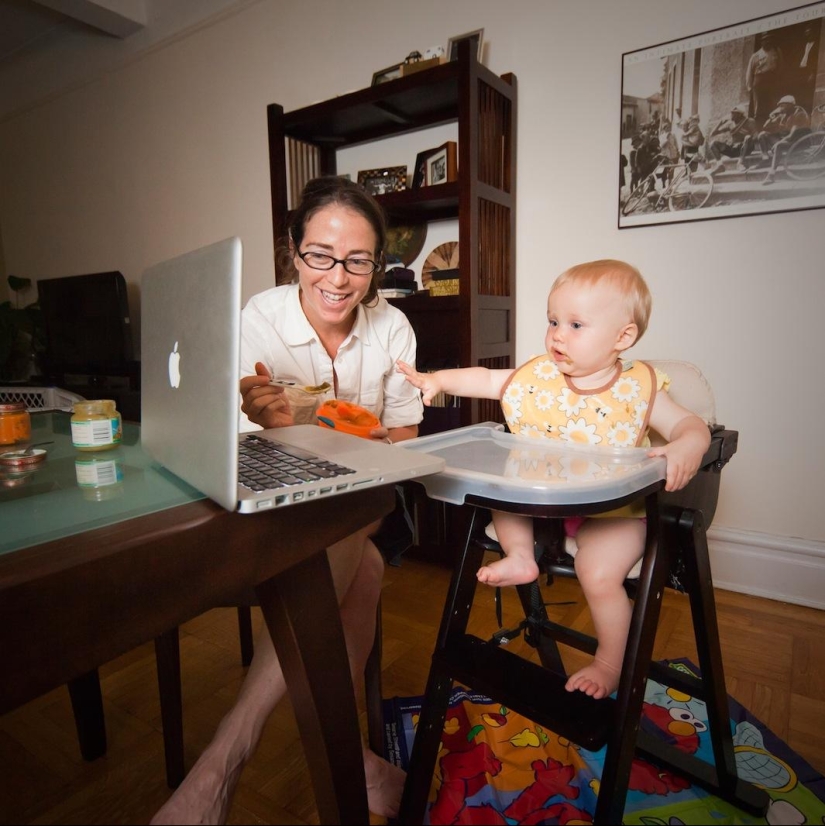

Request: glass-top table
left=0, top=411, right=395, bottom=824
left=1, top=412, right=205, bottom=555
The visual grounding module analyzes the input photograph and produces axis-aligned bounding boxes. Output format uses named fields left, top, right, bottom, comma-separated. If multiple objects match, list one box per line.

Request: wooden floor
left=1, top=554, right=824, bottom=825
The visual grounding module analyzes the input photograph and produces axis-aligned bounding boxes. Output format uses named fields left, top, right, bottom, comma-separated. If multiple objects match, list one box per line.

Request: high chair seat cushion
left=646, top=359, right=716, bottom=429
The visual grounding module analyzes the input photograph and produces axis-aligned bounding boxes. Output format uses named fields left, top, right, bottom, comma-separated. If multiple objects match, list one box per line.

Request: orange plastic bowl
left=316, top=399, right=380, bottom=439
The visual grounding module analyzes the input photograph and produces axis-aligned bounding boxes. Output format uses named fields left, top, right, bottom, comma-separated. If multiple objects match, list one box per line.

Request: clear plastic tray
left=399, top=423, right=666, bottom=506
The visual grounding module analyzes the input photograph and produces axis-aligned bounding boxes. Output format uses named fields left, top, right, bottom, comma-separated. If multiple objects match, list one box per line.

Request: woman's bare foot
left=477, top=555, right=539, bottom=587
left=364, top=748, right=406, bottom=818
left=150, top=751, right=242, bottom=825
left=565, top=657, right=621, bottom=700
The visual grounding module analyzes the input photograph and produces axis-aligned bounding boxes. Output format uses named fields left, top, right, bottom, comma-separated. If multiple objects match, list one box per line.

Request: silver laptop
left=140, top=236, right=444, bottom=512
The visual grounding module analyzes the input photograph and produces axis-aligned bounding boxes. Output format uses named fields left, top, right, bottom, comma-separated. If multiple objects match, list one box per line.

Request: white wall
left=1, top=0, right=823, bottom=606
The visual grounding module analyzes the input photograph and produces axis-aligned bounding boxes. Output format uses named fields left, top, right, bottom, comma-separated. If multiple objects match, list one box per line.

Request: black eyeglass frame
left=296, top=249, right=380, bottom=276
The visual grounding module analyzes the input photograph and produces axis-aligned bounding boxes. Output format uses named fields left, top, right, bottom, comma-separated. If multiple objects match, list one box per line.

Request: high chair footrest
left=532, top=615, right=598, bottom=656
left=435, top=634, right=613, bottom=750
left=637, top=731, right=769, bottom=815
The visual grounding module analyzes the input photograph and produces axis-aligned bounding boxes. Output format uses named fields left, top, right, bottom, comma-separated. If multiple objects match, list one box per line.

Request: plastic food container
left=316, top=399, right=380, bottom=439
left=0, top=402, right=31, bottom=445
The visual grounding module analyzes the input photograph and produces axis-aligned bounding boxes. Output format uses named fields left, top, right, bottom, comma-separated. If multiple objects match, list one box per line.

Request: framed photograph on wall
left=447, top=28, right=484, bottom=62
left=425, top=141, right=458, bottom=186
left=619, top=1, right=825, bottom=229
left=357, top=166, right=407, bottom=196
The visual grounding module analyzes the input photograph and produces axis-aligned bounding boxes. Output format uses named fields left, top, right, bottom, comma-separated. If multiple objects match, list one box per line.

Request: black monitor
left=37, top=271, right=134, bottom=380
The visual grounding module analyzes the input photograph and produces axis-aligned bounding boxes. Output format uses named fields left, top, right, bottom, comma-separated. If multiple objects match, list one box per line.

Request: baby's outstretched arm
left=396, top=361, right=443, bottom=406
left=396, top=361, right=511, bottom=405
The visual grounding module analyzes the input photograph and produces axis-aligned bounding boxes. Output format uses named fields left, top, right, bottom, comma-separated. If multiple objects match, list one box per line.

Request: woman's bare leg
left=151, top=523, right=393, bottom=824
left=564, top=518, right=646, bottom=700
left=338, top=534, right=405, bottom=818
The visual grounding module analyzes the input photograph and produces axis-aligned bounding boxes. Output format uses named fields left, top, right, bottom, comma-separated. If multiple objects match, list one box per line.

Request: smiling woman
left=151, top=175, right=424, bottom=823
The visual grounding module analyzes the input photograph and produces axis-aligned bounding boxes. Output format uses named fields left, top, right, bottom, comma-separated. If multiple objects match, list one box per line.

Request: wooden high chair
left=397, top=360, right=769, bottom=824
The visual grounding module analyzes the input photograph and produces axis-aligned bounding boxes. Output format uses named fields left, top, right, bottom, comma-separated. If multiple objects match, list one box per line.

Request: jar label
left=75, top=459, right=123, bottom=487
left=71, top=417, right=122, bottom=447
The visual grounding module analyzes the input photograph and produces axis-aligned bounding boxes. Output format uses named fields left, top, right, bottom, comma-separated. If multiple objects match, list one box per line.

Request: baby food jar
left=71, top=399, right=122, bottom=451
left=0, top=401, right=31, bottom=446
left=75, top=455, right=125, bottom=501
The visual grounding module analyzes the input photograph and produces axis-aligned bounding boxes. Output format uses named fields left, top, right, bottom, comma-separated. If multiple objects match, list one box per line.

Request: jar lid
left=0, top=447, right=47, bottom=468
left=73, top=399, right=117, bottom=413
left=0, top=402, right=27, bottom=413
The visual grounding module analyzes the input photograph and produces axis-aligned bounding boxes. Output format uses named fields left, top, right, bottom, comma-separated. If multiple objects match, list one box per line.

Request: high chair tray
left=399, top=423, right=666, bottom=507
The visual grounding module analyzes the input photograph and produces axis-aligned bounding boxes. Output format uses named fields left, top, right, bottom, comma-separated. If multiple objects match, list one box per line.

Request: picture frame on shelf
left=357, top=166, right=407, bottom=196
left=412, top=148, right=437, bottom=189
left=371, top=63, right=402, bottom=86
left=401, top=56, right=441, bottom=77
left=425, top=141, right=458, bottom=186
left=447, top=28, right=484, bottom=62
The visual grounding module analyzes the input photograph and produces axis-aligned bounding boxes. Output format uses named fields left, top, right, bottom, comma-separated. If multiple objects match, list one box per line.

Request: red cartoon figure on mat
left=503, top=758, right=591, bottom=824
left=627, top=692, right=704, bottom=796
left=430, top=743, right=505, bottom=825
left=425, top=701, right=593, bottom=825
left=428, top=703, right=505, bottom=824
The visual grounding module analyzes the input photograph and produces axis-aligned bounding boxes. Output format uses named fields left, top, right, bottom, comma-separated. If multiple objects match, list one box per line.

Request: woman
left=151, top=176, right=422, bottom=824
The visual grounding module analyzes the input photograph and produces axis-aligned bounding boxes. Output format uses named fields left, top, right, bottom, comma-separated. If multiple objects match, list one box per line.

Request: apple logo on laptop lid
left=168, top=341, right=181, bottom=388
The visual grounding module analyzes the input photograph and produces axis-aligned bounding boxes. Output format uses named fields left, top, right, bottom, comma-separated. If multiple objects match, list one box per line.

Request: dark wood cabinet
left=266, top=40, right=517, bottom=433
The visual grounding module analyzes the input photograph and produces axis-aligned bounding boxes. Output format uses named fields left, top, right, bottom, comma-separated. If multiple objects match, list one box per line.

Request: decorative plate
left=386, top=224, right=428, bottom=267
left=422, top=241, right=459, bottom=285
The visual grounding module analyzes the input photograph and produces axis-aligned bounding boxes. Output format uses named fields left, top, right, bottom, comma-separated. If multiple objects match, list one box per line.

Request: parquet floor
left=1, top=555, right=823, bottom=824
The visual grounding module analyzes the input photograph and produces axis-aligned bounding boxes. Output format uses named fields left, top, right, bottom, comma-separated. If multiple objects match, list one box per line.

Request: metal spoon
left=1, top=441, right=54, bottom=457
left=269, top=379, right=331, bottom=395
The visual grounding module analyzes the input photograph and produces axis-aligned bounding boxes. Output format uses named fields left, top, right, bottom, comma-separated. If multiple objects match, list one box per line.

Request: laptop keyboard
left=238, top=434, right=356, bottom=493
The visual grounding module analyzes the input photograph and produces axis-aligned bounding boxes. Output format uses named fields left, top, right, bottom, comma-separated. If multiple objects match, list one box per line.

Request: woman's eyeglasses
left=297, top=250, right=379, bottom=277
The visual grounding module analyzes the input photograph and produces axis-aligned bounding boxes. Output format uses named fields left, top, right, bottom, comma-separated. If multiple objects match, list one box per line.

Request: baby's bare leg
left=477, top=511, right=539, bottom=587
left=565, top=518, right=646, bottom=700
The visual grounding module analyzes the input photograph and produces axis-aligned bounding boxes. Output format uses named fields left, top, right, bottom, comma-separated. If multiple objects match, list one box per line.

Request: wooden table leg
left=67, top=669, right=107, bottom=761
left=255, top=549, right=369, bottom=826
left=154, top=627, right=185, bottom=788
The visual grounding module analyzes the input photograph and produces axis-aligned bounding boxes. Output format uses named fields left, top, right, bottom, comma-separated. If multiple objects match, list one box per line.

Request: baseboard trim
left=708, top=526, right=825, bottom=610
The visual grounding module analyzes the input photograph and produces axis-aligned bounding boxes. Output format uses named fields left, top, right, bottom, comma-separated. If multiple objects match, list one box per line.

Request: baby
left=398, top=259, right=710, bottom=699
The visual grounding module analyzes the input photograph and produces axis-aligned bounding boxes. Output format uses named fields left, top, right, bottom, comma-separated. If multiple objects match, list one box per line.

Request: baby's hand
left=396, top=360, right=441, bottom=407
left=647, top=439, right=704, bottom=492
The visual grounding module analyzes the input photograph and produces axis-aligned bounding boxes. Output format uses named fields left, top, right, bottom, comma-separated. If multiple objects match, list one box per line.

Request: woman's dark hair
left=274, top=175, right=387, bottom=305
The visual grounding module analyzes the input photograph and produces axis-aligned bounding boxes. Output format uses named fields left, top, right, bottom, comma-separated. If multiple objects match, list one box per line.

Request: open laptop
left=140, top=236, right=444, bottom=513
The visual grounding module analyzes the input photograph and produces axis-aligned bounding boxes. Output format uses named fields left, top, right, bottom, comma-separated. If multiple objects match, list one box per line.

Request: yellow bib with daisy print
left=500, top=358, right=667, bottom=519
left=501, top=357, right=666, bottom=447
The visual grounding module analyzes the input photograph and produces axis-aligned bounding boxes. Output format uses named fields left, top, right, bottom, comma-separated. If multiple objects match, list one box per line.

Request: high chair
left=397, top=360, right=769, bottom=824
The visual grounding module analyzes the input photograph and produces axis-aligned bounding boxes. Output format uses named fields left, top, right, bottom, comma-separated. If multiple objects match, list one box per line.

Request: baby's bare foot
left=565, top=657, right=621, bottom=700
left=364, top=748, right=406, bottom=818
left=477, top=556, right=539, bottom=587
